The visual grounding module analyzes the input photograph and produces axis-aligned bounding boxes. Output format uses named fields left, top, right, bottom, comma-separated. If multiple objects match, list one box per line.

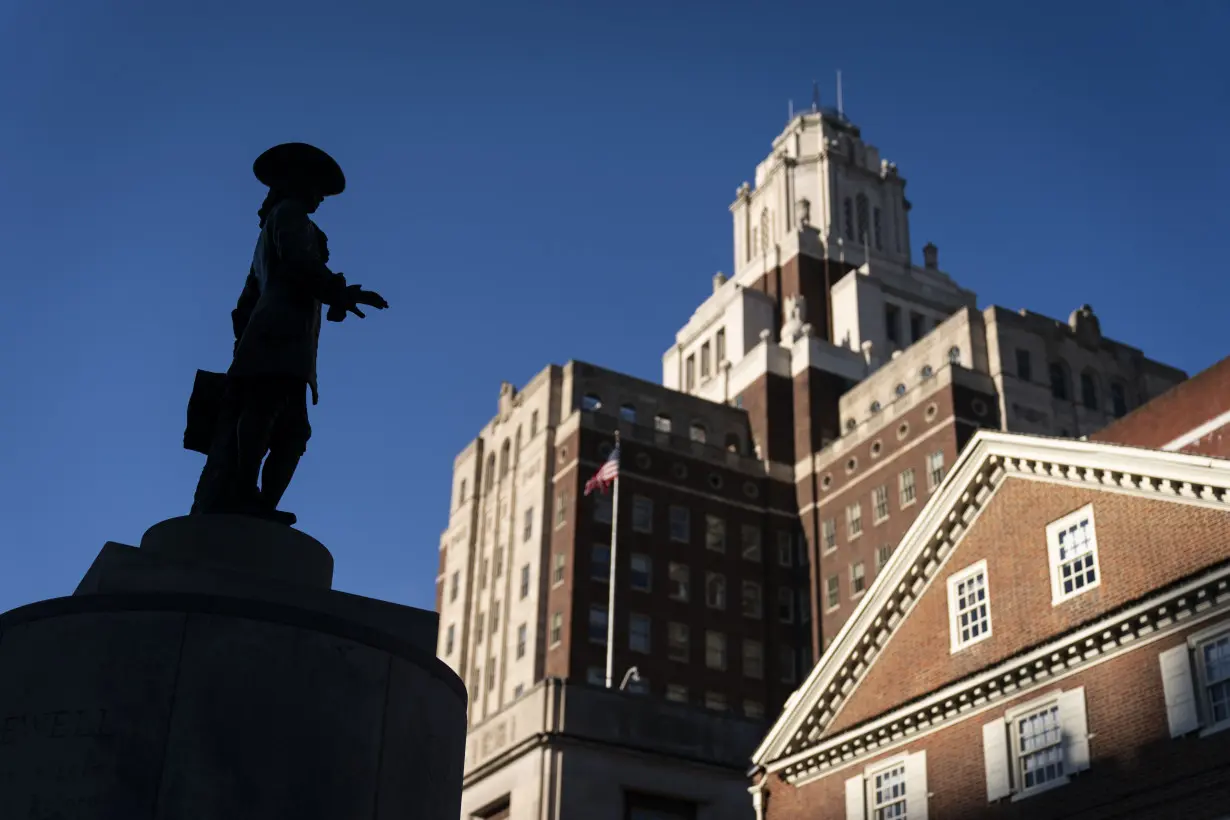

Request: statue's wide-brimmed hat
left=253, top=142, right=346, bottom=196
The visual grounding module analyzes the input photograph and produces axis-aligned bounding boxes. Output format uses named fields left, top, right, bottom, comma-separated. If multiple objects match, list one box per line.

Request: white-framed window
left=742, top=639, right=764, bottom=679
left=552, top=553, right=565, bottom=586
left=741, top=525, right=763, bottom=561
left=948, top=559, right=992, bottom=652
left=926, top=450, right=945, bottom=490
left=704, top=691, right=727, bottom=712
left=666, top=684, right=688, bottom=703
left=516, top=623, right=527, bottom=659
left=982, top=687, right=1090, bottom=802
left=668, top=562, right=690, bottom=601
left=845, top=751, right=928, bottom=820
left=632, top=496, right=654, bottom=533
left=706, top=515, right=727, bottom=552
left=872, top=486, right=889, bottom=524
left=629, top=552, right=652, bottom=591
left=851, top=562, right=866, bottom=596
left=876, top=544, right=893, bottom=571
left=826, top=575, right=840, bottom=610
left=741, top=580, right=763, bottom=619
left=668, top=622, right=689, bottom=662
left=705, top=630, right=727, bottom=670
left=629, top=613, right=651, bottom=653
left=1159, top=623, right=1230, bottom=738
left=777, top=532, right=794, bottom=566
left=899, top=468, right=917, bottom=507
left=847, top=502, right=863, bottom=539
left=549, top=611, right=562, bottom=646
left=822, top=518, right=837, bottom=553
left=669, top=506, right=691, bottom=542
left=1046, top=505, right=1100, bottom=605
left=706, top=572, right=727, bottom=610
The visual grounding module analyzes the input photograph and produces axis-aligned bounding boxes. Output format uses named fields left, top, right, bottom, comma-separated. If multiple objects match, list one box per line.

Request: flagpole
left=604, top=430, right=621, bottom=689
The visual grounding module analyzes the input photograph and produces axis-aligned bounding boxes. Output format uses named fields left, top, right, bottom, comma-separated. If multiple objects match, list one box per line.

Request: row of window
left=841, top=194, right=884, bottom=250
left=1016, top=350, right=1129, bottom=417
left=684, top=327, right=727, bottom=392
left=823, top=544, right=896, bottom=612
left=580, top=396, right=736, bottom=451
left=584, top=669, right=767, bottom=718
left=824, top=455, right=943, bottom=546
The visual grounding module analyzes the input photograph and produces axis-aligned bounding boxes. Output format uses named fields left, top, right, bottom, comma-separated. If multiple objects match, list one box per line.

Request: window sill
left=591, top=576, right=608, bottom=584
left=848, top=532, right=863, bottom=542
left=551, top=580, right=564, bottom=589
left=873, top=518, right=889, bottom=527
left=900, top=499, right=917, bottom=509
left=632, top=527, right=653, bottom=535
left=823, top=546, right=837, bottom=555
left=1200, top=719, right=1230, bottom=739
left=851, top=590, right=866, bottom=600
left=631, top=586, right=652, bottom=594
left=1009, top=776, right=1070, bottom=802
left=825, top=604, right=840, bottom=614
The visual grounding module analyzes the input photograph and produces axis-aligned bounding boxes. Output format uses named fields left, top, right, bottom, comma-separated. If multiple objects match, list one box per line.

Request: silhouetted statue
left=186, top=143, right=388, bottom=526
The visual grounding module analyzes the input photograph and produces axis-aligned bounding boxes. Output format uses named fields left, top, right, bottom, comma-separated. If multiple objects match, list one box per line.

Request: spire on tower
left=836, top=70, right=844, bottom=117
left=812, top=81, right=820, bottom=112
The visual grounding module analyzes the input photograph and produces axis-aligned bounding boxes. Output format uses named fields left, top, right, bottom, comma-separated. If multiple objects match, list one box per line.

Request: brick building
left=749, top=430, right=1230, bottom=819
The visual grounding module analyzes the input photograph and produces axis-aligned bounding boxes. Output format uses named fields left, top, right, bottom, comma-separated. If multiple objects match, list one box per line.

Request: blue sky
left=0, top=0, right=1225, bottom=614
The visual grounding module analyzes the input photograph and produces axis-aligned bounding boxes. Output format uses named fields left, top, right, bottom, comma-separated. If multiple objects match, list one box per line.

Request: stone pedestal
left=0, top=516, right=466, bottom=819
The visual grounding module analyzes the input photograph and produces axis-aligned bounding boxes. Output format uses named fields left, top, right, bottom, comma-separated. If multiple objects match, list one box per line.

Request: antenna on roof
left=812, top=80, right=820, bottom=112
left=788, top=99, right=794, bottom=120
left=836, top=70, right=844, bottom=117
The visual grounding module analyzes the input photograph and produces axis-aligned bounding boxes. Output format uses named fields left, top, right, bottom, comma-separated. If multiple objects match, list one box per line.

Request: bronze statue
left=187, top=143, right=388, bottom=526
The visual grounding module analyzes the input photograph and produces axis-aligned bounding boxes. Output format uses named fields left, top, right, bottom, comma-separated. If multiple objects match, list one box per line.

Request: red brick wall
left=827, top=480, right=1230, bottom=736
left=737, top=372, right=797, bottom=465
left=764, top=614, right=1230, bottom=820
left=1093, top=356, right=1230, bottom=451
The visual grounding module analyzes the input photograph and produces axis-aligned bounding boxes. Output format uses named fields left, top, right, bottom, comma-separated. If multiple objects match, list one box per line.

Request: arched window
left=1080, top=371, right=1098, bottom=410
left=1049, top=362, right=1069, bottom=401
left=654, top=413, right=672, bottom=433
left=515, top=426, right=522, bottom=454
left=843, top=198, right=854, bottom=240
left=947, top=346, right=961, bottom=366
left=1111, top=383, right=1128, bottom=418
left=499, top=439, right=511, bottom=477
left=619, top=403, right=637, bottom=424
left=484, top=453, right=496, bottom=491
left=689, top=422, right=708, bottom=444
left=873, top=207, right=883, bottom=249
left=458, top=479, right=467, bottom=508
left=856, top=194, right=870, bottom=244
left=724, top=433, right=741, bottom=454
left=582, top=393, right=602, bottom=412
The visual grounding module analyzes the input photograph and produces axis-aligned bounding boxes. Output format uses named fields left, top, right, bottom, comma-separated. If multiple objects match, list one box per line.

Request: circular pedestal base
left=0, top=593, right=465, bottom=819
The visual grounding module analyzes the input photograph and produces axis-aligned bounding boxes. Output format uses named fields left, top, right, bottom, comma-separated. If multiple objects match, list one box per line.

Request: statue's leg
left=261, top=383, right=311, bottom=511
left=191, top=383, right=243, bottom=514
left=234, top=379, right=289, bottom=508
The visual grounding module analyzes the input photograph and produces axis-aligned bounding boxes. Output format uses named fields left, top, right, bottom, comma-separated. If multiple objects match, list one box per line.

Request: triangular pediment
left=753, top=431, right=1230, bottom=778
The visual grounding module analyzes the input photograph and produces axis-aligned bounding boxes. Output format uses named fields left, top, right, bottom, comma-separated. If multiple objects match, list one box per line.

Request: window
left=481, top=558, right=489, bottom=589
left=724, top=432, right=741, bottom=453
left=619, top=403, right=636, bottom=424
left=705, top=631, right=727, bottom=670
left=705, top=516, right=726, bottom=552
left=822, top=519, right=837, bottom=553
left=520, top=564, right=530, bottom=599
left=776, top=532, right=793, bottom=566
left=705, top=573, right=727, bottom=610
left=493, top=547, right=503, bottom=577
left=552, top=553, right=565, bottom=586
left=983, top=688, right=1090, bottom=801
left=590, top=543, right=610, bottom=581
left=846, top=502, right=863, bottom=539
left=1049, top=362, right=1069, bottom=400
left=530, top=410, right=539, bottom=438
left=490, top=604, right=500, bottom=633
left=654, top=413, right=672, bottom=433
left=670, top=506, right=691, bottom=542
left=884, top=303, right=900, bottom=346
left=873, top=207, right=883, bottom=250
left=876, top=544, right=893, bottom=571
left=586, top=666, right=604, bottom=686
left=632, top=496, right=653, bottom=533
left=744, top=700, right=765, bottom=719
left=856, top=193, right=869, bottom=243
left=909, top=312, right=924, bottom=343
left=780, top=646, right=797, bottom=684
left=845, top=752, right=929, bottom=820
left=926, top=450, right=945, bottom=490
left=594, top=494, right=612, bottom=524
left=778, top=587, right=795, bottom=623
left=948, top=345, right=962, bottom=365
left=843, top=197, right=854, bottom=239
left=668, top=562, right=690, bottom=601
left=689, top=422, right=707, bottom=443
left=666, top=684, right=688, bottom=703
left=668, top=622, right=690, bottom=662
left=705, top=692, right=728, bottom=712
left=1111, top=383, right=1128, bottom=417
left=445, top=624, right=455, bottom=655
left=1080, top=371, right=1098, bottom=410
left=743, top=639, right=764, bottom=679
left=1046, top=504, right=1100, bottom=604
left=488, top=665, right=496, bottom=691
left=457, top=479, right=466, bottom=508
left=516, top=623, right=527, bottom=659
left=588, top=605, right=608, bottom=644
left=826, top=575, right=840, bottom=610
left=549, top=611, right=562, bottom=646
left=796, top=533, right=810, bottom=567
left=899, top=468, right=917, bottom=507
left=630, top=553, right=652, bottom=591
left=554, top=493, right=568, bottom=528
left=1160, top=625, right=1230, bottom=738
left=741, top=525, right=762, bottom=561
left=741, top=581, right=762, bottom=618
left=522, top=507, right=534, bottom=542
left=948, top=559, right=992, bottom=651
left=700, top=342, right=711, bottom=378
left=685, top=356, right=696, bottom=390
left=449, top=571, right=459, bottom=602
left=851, top=562, right=866, bottom=596
left=630, top=613, right=651, bottom=653
left=872, top=486, right=889, bottom=523
left=715, top=328, right=726, bottom=364
left=1016, top=349, right=1032, bottom=382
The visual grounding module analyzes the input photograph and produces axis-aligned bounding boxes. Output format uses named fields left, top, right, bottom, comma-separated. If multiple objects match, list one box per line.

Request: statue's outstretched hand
left=335, top=284, right=388, bottom=319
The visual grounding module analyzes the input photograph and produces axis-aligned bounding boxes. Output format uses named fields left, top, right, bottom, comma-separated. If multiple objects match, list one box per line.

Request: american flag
left=584, top=444, right=620, bottom=496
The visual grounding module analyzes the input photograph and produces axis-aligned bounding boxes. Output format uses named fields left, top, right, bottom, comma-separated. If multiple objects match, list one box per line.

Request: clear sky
left=0, top=0, right=1225, bottom=615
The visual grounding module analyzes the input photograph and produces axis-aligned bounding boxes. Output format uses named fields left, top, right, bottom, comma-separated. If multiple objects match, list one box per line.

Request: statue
left=186, top=143, right=389, bottom=526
